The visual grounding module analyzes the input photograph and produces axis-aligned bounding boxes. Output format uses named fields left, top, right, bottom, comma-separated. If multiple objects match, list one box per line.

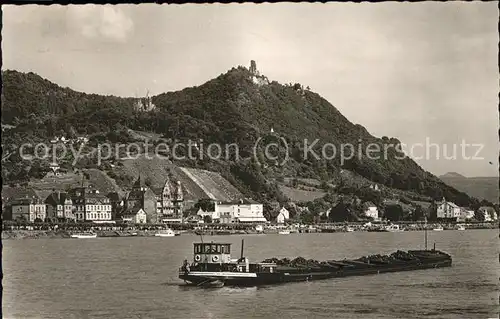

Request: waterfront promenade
left=2, top=220, right=497, bottom=240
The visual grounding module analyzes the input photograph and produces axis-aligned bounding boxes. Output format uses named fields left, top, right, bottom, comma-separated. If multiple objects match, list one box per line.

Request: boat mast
left=424, top=216, right=428, bottom=250
left=240, top=239, right=244, bottom=260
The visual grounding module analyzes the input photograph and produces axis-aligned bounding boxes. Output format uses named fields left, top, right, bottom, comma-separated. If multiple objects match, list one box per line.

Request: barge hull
left=179, top=259, right=452, bottom=287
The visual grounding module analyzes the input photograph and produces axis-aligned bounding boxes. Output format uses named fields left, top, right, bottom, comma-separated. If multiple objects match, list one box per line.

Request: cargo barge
left=179, top=239, right=452, bottom=287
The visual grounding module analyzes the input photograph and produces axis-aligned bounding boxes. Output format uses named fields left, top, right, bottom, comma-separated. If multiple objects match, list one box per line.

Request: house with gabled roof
left=45, top=191, right=74, bottom=221
left=276, top=207, right=290, bottom=224
left=125, top=176, right=157, bottom=223
left=478, top=206, right=498, bottom=222
left=121, top=207, right=147, bottom=224
left=436, top=197, right=461, bottom=220
left=363, top=202, right=379, bottom=221
left=69, top=185, right=112, bottom=222
left=10, top=196, right=46, bottom=222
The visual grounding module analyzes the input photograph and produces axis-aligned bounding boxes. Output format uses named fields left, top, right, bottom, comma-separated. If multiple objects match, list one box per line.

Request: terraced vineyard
left=174, top=167, right=243, bottom=202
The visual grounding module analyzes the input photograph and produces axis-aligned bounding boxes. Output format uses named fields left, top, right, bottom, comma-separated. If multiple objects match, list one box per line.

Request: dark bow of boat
left=179, top=239, right=452, bottom=288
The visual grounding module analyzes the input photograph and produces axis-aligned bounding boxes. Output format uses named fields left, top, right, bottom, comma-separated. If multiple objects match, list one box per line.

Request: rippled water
left=3, top=229, right=498, bottom=318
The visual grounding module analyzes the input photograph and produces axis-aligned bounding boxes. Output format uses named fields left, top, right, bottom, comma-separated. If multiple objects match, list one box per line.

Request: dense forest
left=1, top=66, right=486, bottom=212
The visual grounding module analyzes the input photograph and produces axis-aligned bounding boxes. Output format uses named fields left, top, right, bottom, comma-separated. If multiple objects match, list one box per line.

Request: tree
left=195, top=199, right=215, bottom=212
left=384, top=204, right=404, bottom=221
left=203, top=215, right=213, bottom=224
left=412, top=205, right=426, bottom=221
left=320, top=181, right=330, bottom=190
left=428, top=202, right=438, bottom=221
left=300, top=212, right=314, bottom=224
left=68, top=126, right=78, bottom=139
left=473, top=209, right=485, bottom=222
left=329, top=201, right=358, bottom=222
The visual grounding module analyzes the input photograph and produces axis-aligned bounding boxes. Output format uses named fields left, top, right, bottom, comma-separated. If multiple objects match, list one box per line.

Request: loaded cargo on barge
left=179, top=240, right=452, bottom=287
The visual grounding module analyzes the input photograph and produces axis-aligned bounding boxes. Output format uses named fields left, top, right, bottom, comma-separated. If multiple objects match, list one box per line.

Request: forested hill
left=1, top=65, right=484, bottom=208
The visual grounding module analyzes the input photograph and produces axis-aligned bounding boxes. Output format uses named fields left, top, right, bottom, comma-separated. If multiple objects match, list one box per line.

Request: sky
left=2, top=3, right=498, bottom=177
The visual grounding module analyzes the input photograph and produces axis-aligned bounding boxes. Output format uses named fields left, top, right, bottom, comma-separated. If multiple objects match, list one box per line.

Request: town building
left=121, top=208, right=147, bottom=224
left=125, top=176, right=157, bottom=223
left=70, top=186, right=112, bottom=222
left=45, top=191, right=74, bottom=221
left=478, top=206, right=498, bottom=222
left=152, top=176, right=184, bottom=223
left=363, top=202, right=379, bottom=221
left=276, top=207, right=290, bottom=224
left=214, top=199, right=267, bottom=223
left=436, top=198, right=461, bottom=220
left=106, top=192, right=124, bottom=220
left=197, top=208, right=219, bottom=222
left=1, top=187, right=40, bottom=220
left=134, top=92, right=156, bottom=112
left=459, top=208, right=475, bottom=221
left=10, top=196, right=46, bottom=222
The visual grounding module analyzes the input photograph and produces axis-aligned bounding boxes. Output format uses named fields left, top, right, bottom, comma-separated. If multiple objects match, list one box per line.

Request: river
left=3, top=229, right=498, bottom=318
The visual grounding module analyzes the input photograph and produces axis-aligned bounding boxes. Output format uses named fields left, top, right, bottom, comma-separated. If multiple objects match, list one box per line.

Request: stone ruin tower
left=249, top=60, right=259, bottom=76
left=249, top=60, right=268, bottom=86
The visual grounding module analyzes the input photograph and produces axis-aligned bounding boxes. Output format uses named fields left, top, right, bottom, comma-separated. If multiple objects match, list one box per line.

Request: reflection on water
left=3, top=229, right=498, bottom=319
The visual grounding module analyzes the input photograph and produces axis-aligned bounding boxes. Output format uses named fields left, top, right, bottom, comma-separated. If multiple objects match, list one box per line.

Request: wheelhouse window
left=194, top=244, right=203, bottom=254
left=194, top=243, right=231, bottom=254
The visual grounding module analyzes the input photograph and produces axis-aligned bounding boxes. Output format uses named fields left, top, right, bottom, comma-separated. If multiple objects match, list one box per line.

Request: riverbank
left=1, top=229, right=186, bottom=240
left=2, top=222, right=497, bottom=240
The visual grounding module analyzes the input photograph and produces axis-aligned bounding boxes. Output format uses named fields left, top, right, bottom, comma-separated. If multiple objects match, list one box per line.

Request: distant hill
left=0, top=64, right=485, bottom=208
left=440, top=172, right=466, bottom=179
left=439, top=174, right=498, bottom=204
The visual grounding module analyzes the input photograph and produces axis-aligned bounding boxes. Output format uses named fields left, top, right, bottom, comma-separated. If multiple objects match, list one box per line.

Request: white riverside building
left=214, top=199, right=267, bottom=223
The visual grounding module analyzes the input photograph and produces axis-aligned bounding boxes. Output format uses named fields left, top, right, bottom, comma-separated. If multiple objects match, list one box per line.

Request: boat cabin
left=193, top=242, right=232, bottom=264
left=185, top=241, right=278, bottom=274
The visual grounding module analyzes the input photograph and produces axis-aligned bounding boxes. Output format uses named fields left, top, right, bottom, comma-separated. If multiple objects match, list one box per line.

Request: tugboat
left=179, top=238, right=452, bottom=288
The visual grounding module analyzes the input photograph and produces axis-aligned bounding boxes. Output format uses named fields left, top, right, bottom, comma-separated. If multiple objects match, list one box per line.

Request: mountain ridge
left=439, top=174, right=498, bottom=204
left=1, top=63, right=488, bottom=210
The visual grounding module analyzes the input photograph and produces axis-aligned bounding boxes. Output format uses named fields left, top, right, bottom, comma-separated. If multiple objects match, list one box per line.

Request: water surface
left=3, top=229, right=498, bottom=318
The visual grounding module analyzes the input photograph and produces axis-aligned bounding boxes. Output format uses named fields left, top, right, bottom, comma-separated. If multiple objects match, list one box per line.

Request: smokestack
left=240, top=239, right=244, bottom=259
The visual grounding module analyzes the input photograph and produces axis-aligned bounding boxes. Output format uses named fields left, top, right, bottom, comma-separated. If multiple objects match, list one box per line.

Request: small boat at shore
left=385, top=224, right=404, bottom=232
left=278, top=230, right=291, bottom=235
left=433, top=225, right=444, bottom=231
left=70, top=232, right=97, bottom=239
left=456, top=224, right=466, bottom=231
left=155, top=229, right=179, bottom=237
left=178, top=240, right=452, bottom=288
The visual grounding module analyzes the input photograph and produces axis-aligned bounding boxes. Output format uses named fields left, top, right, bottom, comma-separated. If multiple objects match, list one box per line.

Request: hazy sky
left=2, top=3, right=498, bottom=177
